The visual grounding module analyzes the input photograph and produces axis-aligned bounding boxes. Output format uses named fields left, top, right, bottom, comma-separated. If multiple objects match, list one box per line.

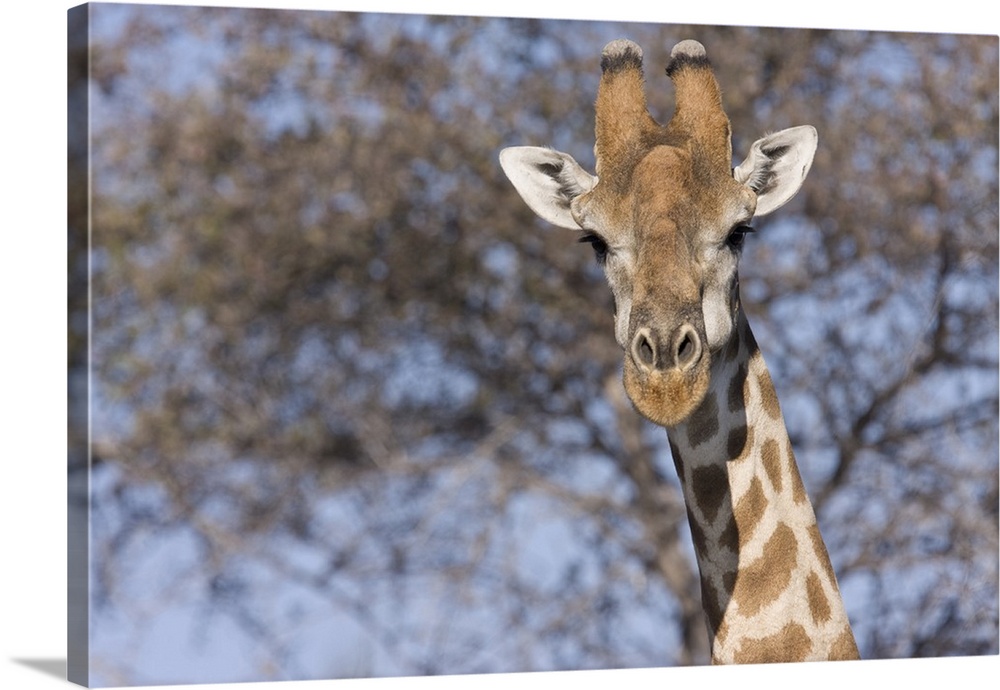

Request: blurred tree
left=79, top=4, right=997, bottom=684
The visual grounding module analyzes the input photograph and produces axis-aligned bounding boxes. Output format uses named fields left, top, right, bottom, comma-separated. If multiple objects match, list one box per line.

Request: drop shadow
left=11, top=658, right=66, bottom=681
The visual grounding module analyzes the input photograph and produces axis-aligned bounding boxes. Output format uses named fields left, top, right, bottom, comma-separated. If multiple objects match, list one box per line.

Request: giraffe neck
left=666, top=310, right=859, bottom=664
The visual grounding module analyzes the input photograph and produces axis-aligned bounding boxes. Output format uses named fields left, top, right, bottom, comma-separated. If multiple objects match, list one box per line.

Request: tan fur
left=830, top=626, right=862, bottom=660
left=760, top=438, right=783, bottom=492
left=807, top=571, right=833, bottom=624
left=501, top=38, right=858, bottom=664
left=666, top=311, right=858, bottom=663
left=731, top=622, right=813, bottom=664
left=622, top=351, right=711, bottom=427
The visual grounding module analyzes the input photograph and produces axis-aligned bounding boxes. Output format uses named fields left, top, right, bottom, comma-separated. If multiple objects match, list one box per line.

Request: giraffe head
left=500, top=39, right=816, bottom=427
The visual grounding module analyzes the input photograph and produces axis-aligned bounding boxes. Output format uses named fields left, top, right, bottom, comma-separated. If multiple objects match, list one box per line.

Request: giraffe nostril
left=638, top=335, right=655, bottom=367
left=631, top=325, right=703, bottom=373
left=631, top=328, right=657, bottom=371
left=673, top=324, right=702, bottom=372
left=677, top=333, right=694, bottom=363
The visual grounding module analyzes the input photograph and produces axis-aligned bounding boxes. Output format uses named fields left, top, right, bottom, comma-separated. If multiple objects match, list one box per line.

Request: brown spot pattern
left=724, top=328, right=741, bottom=362
left=829, top=625, right=861, bottom=660
left=732, top=622, right=812, bottom=664
left=742, top=323, right=759, bottom=356
left=691, top=464, right=728, bottom=523
left=686, top=392, right=719, bottom=447
left=756, top=369, right=782, bottom=420
left=808, top=522, right=838, bottom=587
left=700, top=574, right=725, bottom=635
left=687, top=507, right=708, bottom=557
left=668, top=440, right=684, bottom=481
left=806, top=570, right=832, bottom=624
left=733, top=476, right=767, bottom=549
left=788, top=439, right=808, bottom=504
left=760, top=438, right=783, bottom=493
left=731, top=521, right=797, bottom=617
left=726, top=424, right=750, bottom=461
left=727, top=363, right=747, bottom=413
left=715, top=619, right=730, bottom=648
left=723, top=570, right=737, bottom=593
left=718, top=514, right=739, bottom=553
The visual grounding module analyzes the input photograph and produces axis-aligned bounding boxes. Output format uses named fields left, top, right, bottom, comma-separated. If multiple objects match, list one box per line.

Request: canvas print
left=68, top=2, right=999, bottom=686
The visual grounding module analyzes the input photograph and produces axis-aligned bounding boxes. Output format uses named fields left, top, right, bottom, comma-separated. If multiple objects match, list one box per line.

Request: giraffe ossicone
left=500, top=38, right=859, bottom=664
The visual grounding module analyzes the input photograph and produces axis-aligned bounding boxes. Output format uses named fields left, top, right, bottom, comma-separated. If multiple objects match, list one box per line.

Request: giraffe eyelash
left=726, top=224, right=755, bottom=250
left=578, top=232, right=610, bottom=264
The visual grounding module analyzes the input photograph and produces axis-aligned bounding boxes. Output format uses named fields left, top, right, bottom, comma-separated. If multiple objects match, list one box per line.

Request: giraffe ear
left=734, top=126, right=817, bottom=217
left=499, top=146, right=597, bottom=230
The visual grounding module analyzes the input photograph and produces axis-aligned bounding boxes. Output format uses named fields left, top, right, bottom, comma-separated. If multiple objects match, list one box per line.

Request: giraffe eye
left=726, top=224, right=754, bottom=250
left=578, top=232, right=609, bottom=264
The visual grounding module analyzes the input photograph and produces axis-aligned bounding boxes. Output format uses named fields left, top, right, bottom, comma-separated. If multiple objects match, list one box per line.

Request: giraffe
left=499, top=39, right=860, bottom=664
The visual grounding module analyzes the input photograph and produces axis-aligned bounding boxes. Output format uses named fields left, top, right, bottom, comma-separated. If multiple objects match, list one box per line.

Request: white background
left=2, top=1, right=996, bottom=688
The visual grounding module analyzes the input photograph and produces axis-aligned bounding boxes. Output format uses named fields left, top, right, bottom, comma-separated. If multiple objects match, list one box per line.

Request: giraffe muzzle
left=630, top=323, right=704, bottom=375
left=623, top=320, right=711, bottom=426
